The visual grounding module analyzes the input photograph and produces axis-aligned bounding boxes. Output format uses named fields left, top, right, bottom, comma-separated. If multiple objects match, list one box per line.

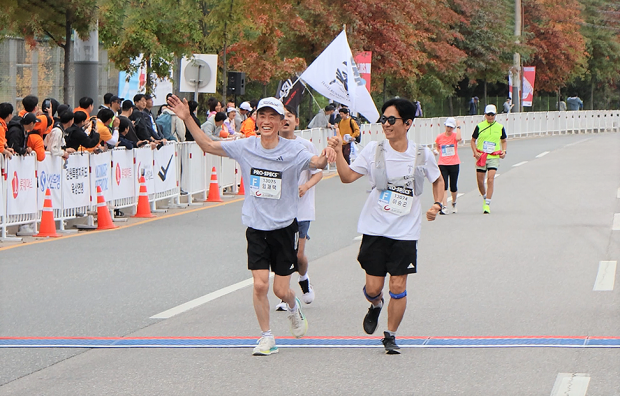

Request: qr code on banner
left=71, top=182, right=84, bottom=195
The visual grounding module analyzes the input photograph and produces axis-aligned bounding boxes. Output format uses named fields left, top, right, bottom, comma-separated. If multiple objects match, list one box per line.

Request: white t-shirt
left=350, top=140, right=441, bottom=241
left=292, top=137, right=321, bottom=222
left=221, top=136, right=314, bottom=231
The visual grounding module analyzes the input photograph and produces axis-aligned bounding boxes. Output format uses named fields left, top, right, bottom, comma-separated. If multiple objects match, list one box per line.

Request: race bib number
left=378, top=184, right=414, bottom=216
left=250, top=168, right=282, bottom=199
left=482, top=141, right=496, bottom=153
left=441, top=144, right=455, bottom=157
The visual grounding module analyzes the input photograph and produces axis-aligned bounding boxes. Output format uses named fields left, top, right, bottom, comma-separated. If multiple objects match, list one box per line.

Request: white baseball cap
left=226, top=107, right=236, bottom=113
left=444, top=117, right=457, bottom=128
left=239, top=102, right=252, bottom=111
left=484, top=104, right=497, bottom=115
left=256, top=97, right=285, bottom=116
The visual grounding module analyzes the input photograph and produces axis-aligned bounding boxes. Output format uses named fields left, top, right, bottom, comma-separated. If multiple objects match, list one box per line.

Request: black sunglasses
left=379, top=115, right=404, bottom=125
left=485, top=113, right=496, bottom=116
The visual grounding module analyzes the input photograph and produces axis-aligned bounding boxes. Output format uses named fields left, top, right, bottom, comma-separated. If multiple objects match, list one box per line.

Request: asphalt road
left=1, top=131, right=619, bottom=395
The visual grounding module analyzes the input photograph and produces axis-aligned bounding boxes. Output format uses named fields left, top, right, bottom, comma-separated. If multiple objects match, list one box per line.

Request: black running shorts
left=246, top=219, right=299, bottom=276
left=357, top=235, right=417, bottom=277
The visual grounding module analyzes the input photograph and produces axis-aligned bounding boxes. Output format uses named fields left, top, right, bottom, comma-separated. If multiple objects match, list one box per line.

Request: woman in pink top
left=434, top=117, right=462, bottom=214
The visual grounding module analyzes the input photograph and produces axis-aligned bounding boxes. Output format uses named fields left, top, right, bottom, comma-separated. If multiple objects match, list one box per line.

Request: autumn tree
left=3, top=0, right=97, bottom=103
left=99, top=0, right=202, bottom=93
left=523, top=0, right=588, bottom=93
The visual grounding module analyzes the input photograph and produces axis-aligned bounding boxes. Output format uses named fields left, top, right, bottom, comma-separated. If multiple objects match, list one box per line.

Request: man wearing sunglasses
left=328, top=98, right=444, bottom=354
left=470, top=104, right=507, bottom=214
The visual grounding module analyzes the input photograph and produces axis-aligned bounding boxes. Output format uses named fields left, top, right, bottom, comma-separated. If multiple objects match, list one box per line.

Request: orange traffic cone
left=206, top=166, right=223, bottom=202
left=133, top=176, right=155, bottom=218
left=237, top=176, right=245, bottom=195
left=34, top=188, right=60, bottom=237
left=96, top=186, right=117, bottom=230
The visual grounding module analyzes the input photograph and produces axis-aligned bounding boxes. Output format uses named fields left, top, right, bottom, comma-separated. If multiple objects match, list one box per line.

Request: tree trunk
left=63, top=11, right=72, bottom=104
left=383, top=78, right=387, bottom=104
left=448, top=96, right=454, bottom=116
left=222, top=38, right=227, bottom=103
left=590, top=80, right=594, bottom=110
left=483, top=80, right=488, bottom=107
left=146, top=58, right=153, bottom=94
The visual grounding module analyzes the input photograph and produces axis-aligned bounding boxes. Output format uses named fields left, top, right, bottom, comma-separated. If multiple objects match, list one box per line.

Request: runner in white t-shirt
left=274, top=105, right=323, bottom=311
left=327, top=98, right=444, bottom=354
left=167, top=95, right=335, bottom=356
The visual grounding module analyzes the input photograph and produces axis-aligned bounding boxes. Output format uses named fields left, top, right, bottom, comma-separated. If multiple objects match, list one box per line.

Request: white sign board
left=90, top=151, right=112, bottom=203
left=111, top=149, right=135, bottom=200
left=134, top=147, right=155, bottom=198
left=63, top=154, right=90, bottom=209
left=37, top=155, right=63, bottom=211
left=6, top=155, right=37, bottom=216
left=153, top=144, right=177, bottom=193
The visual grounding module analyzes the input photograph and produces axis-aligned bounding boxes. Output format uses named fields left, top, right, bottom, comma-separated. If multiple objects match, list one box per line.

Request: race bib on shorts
left=482, top=141, right=496, bottom=153
left=378, top=184, right=413, bottom=216
left=441, top=144, right=455, bottom=157
left=250, top=168, right=282, bottom=199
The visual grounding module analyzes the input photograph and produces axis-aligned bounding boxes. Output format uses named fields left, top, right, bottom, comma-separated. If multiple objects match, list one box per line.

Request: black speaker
left=227, top=71, right=246, bottom=95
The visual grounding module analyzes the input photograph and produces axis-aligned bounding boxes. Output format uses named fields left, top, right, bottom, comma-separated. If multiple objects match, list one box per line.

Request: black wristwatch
left=434, top=202, right=443, bottom=209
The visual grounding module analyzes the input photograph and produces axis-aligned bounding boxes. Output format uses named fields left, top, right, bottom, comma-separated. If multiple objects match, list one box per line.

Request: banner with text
left=153, top=144, right=177, bottom=193
left=112, top=149, right=135, bottom=200
left=276, top=78, right=304, bottom=110
left=134, top=147, right=155, bottom=198
left=354, top=51, right=372, bottom=93
left=6, top=155, right=37, bottom=216
left=37, top=155, right=62, bottom=211
left=90, top=152, right=112, bottom=203
left=63, top=154, right=91, bottom=209
left=522, top=66, right=536, bottom=107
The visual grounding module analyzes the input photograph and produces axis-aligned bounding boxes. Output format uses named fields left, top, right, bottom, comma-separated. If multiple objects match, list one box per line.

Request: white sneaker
left=452, top=203, right=458, bottom=214
left=288, top=297, right=308, bottom=338
left=299, top=279, right=315, bottom=304
left=252, top=336, right=278, bottom=356
left=275, top=300, right=287, bottom=311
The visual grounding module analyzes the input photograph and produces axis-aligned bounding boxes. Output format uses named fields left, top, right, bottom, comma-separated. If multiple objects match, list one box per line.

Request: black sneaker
left=363, top=298, right=383, bottom=334
left=381, top=331, right=400, bottom=354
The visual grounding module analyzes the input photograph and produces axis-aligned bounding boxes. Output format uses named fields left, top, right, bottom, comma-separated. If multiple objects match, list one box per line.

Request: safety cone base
left=36, top=188, right=61, bottom=237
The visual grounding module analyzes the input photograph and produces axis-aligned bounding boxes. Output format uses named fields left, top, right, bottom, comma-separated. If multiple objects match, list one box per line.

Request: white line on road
left=550, top=373, right=590, bottom=396
left=151, top=273, right=274, bottom=319
left=565, top=138, right=592, bottom=147
left=536, top=151, right=550, bottom=158
left=446, top=193, right=465, bottom=203
left=513, top=161, right=528, bottom=167
left=593, top=261, right=617, bottom=291
left=613, top=213, right=620, bottom=231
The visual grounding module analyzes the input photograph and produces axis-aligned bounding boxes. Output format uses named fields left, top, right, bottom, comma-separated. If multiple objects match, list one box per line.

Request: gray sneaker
left=287, top=297, right=308, bottom=338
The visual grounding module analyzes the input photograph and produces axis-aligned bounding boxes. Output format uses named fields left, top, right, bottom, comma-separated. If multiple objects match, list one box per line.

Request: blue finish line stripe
left=1, top=337, right=619, bottom=348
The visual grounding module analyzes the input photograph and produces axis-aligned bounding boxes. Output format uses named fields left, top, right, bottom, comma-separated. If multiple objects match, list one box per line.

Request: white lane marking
left=613, top=213, right=620, bottom=231
left=151, top=273, right=274, bottom=319
left=536, top=151, right=550, bottom=158
left=565, top=138, right=591, bottom=147
left=513, top=161, right=528, bottom=167
left=353, top=235, right=363, bottom=241
left=446, top=193, right=465, bottom=203
left=593, top=261, right=617, bottom=291
left=550, top=373, right=590, bottom=396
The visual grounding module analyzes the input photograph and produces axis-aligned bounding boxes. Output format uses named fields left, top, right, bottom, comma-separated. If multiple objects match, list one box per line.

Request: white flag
left=300, top=30, right=380, bottom=123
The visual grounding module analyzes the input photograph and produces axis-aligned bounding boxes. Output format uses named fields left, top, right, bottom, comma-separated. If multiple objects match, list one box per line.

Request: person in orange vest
left=240, top=110, right=257, bottom=137
left=0, top=102, right=15, bottom=158
left=74, top=97, right=94, bottom=118
left=26, top=114, right=47, bottom=161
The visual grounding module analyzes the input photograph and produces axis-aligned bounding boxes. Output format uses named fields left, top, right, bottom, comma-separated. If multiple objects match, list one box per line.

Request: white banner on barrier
left=112, top=149, right=135, bottom=200
left=0, top=171, right=4, bottom=219
left=63, top=154, right=91, bottom=209
left=134, top=147, right=155, bottom=196
left=6, top=155, right=37, bottom=216
left=153, top=144, right=177, bottom=193
left=37, top=155, right=62, bottom=211
left=90, top=152, right=112, bottom=203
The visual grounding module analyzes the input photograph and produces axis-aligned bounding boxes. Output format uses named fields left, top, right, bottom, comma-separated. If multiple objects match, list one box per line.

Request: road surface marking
left=565, top=138, right=591, bottom=147
left=513, top=161, right=528, bottom=167
left=536, top=151, right=550, bottom=158
left=446, top=193, right=465, bottom=203
left=613, top=213, right=620, bottom=231
left=151, top=273, right=274, bottom=319
left=593, top=261, right=617, bottom=291
left=550, top=373, right=590, bottom=396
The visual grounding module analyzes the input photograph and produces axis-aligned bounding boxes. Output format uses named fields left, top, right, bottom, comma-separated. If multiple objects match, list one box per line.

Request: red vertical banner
left=354, top=51, right=372, bottom=92
left=522, top=66, right=536, bottom=107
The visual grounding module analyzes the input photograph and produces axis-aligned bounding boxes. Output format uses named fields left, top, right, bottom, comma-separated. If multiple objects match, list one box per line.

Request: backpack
left=350, top=118, right=361, bottom=144
left=155, top=112, right=172, bottom=140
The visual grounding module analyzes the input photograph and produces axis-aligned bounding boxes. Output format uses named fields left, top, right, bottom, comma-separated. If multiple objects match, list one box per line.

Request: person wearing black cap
left=110, top=96, right=123, bottom=114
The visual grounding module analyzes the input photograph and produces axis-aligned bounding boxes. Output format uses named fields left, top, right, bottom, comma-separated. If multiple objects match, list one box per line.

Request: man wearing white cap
left=435, top=117, right=462, bottom=214
left=167, top=95, right=335, bottom=356
left=470, top=104, right=507, bottom=214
